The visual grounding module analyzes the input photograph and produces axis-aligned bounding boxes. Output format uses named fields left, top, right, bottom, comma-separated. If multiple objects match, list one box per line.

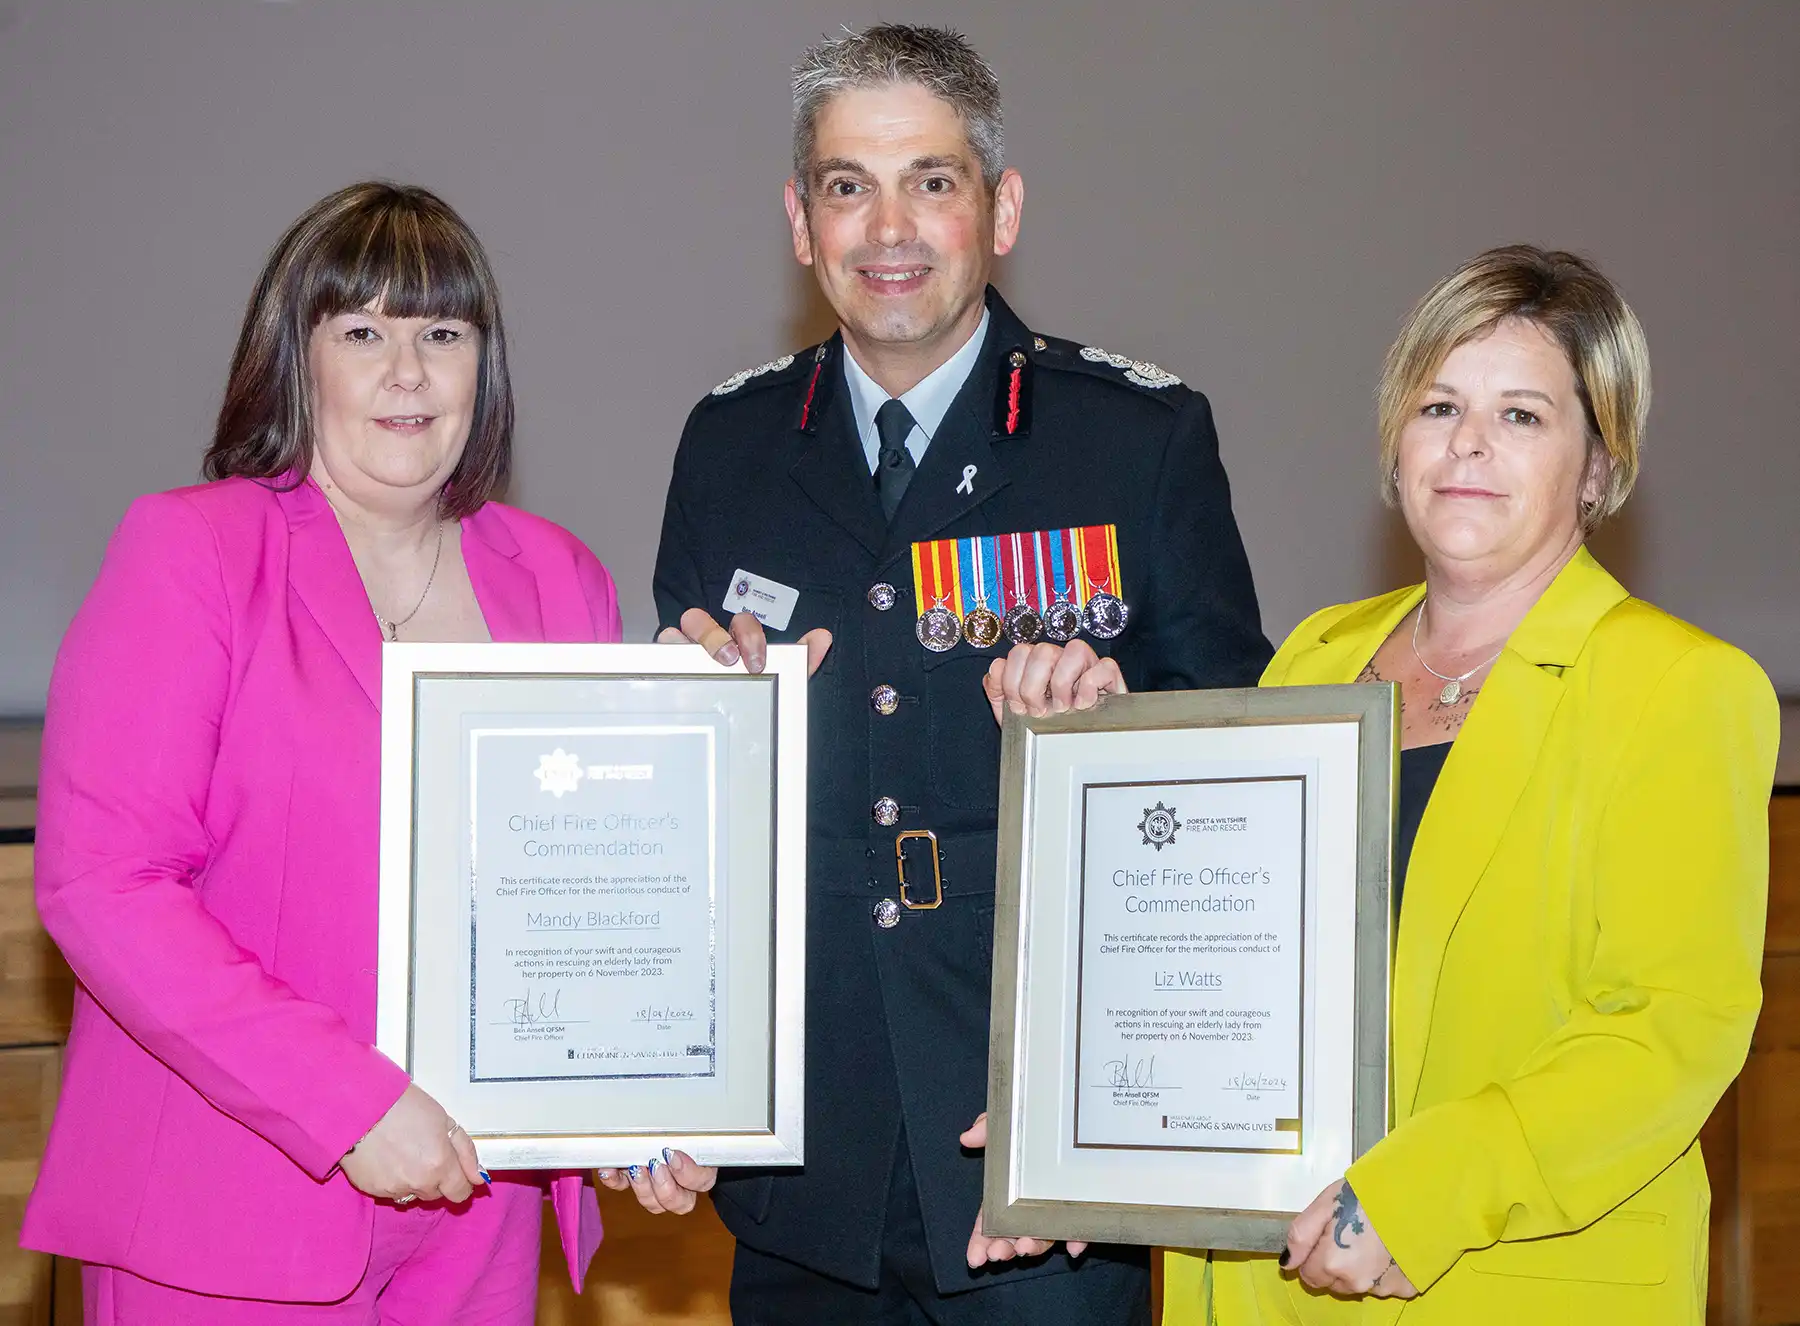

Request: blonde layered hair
left=1378, top=245, right=1651, bottom=529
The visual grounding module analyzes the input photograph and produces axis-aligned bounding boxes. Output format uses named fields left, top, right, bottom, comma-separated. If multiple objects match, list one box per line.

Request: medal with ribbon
left=1000, top=531, right=1043, bottom=644
left=959, top=535, right=1004, bottom=648
left=911, top=537, right=962, bottom=653
left=1040, top=528, right=1084, bottom=642
left=1076, top=523, right=1128, bottom=639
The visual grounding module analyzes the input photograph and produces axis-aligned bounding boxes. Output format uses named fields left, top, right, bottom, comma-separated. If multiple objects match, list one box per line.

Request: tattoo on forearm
left=1331, top=1181, right=1365, bottom=1249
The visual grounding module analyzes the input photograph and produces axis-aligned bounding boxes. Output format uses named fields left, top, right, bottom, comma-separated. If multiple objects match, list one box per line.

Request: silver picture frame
left=375, top=642, right=807, bottom=1169
left=983, top=684, right=1395, bottom=1251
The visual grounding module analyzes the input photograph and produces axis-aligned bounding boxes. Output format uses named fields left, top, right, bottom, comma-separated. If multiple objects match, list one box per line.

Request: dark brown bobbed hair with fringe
left=205, top=181, right=513, bottom=520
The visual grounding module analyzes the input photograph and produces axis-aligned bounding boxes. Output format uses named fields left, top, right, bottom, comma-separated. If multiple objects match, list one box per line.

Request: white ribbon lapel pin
left=956, top=464, right=978, bottom=496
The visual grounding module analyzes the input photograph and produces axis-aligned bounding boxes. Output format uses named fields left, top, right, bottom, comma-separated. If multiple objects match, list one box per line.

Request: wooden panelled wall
left=4, top=799, right=1798, bottom=1324
left=0, top=842, right=75, bottom=1326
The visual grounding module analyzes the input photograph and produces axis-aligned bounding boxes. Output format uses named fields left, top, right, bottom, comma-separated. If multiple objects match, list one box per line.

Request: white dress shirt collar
left=842, top=308, right=991, bottom=474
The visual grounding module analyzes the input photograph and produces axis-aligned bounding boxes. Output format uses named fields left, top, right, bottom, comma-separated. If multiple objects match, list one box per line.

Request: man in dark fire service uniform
left=620, top=22, right=1270, bottom=1324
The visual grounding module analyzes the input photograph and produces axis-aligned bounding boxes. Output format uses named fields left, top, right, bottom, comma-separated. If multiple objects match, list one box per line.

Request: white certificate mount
left=376, top=643, right=807, bottom=1170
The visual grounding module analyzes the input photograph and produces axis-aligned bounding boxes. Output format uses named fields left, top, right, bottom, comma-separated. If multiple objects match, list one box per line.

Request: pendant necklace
left=1410, top=604, right=1502, bottom=705
left=375, top=522, right=444, bottom=642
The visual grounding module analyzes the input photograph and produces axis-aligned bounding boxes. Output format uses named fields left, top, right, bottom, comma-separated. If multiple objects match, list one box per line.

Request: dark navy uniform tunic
left=652, top=288, right=1271, bottom=1301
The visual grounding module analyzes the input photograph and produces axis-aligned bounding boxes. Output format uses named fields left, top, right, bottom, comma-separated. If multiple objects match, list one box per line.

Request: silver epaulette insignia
left=1078, top=345, right=1181, bottom=389
left=711, top=354, right=797, bottom=396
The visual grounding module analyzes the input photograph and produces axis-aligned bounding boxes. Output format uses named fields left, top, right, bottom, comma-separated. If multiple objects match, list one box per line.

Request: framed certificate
left=983, top=684, right=1395, bottom=1251
left=375, top=643, right=806, bottom=1170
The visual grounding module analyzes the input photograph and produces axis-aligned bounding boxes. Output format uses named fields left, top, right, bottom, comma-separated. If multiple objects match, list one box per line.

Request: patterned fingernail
left=478, top=1170, right=491, bottom=1184
left=597, top=1169, right=615, bottom=1180
left=628, top=1165, right=642, bottom=1180
left=662, top=1147, right=675, bottom=1165
left=647, top=1158, right=660, bottom=1174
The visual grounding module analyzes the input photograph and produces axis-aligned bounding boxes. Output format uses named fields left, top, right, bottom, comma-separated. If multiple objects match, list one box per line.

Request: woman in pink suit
left=25, top=182, right=611, bottom=1323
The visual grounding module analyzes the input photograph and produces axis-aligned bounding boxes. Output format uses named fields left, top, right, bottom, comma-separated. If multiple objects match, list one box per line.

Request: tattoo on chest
left=1358, top=661, right=1478, bottom=734
left=1331, top=1181, right=1366, bottom=1249
left=1425, top=685, right=1478, bottom=734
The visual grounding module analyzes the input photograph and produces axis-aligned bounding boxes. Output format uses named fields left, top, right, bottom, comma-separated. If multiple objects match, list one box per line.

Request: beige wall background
left=1, top=0, right=1795, bottom=716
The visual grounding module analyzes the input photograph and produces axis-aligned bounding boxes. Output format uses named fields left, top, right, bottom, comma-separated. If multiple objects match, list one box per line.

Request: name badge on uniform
left=909, top=526, right=1128, bottom=652
left=723, top=569, right=798, bottom=630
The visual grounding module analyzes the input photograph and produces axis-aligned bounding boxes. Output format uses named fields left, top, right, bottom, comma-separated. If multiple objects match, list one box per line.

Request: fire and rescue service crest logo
left=1139, top=801, right=1180, bottom=850
left=534, top=748, right=585, bottom=798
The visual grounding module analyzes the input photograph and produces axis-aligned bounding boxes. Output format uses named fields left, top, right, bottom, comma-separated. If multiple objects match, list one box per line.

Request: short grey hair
left=792, top=24, right=1004, bottom=203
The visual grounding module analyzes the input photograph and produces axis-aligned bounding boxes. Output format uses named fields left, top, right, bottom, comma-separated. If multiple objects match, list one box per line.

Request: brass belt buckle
left=895, top=829, right=943, bottom=910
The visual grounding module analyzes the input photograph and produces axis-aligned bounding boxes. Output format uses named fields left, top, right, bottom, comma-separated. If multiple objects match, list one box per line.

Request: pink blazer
left=24, top=476, right=617, bottom=1300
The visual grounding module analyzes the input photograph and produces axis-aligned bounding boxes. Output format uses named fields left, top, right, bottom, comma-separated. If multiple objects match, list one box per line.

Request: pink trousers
left=82, top=1180, right=543, bottom=1325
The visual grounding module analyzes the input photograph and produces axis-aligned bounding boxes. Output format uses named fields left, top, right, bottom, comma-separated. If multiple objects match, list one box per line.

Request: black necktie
left=874, top=399, right=917, bottom=522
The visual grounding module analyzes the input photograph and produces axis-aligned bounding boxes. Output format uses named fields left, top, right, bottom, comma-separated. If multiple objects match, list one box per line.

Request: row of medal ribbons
left=910, top=526, right=1129, bottom=653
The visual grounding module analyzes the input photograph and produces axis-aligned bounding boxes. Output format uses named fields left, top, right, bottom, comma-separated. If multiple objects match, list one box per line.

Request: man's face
left=786, top=82, right=1021, bottom=367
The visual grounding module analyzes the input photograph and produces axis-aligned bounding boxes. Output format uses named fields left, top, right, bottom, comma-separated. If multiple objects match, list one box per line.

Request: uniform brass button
left=871, top=684, right=899, bottom=715
left=873, top=897, right=900, bottom=928
left=872, top=796, right=900, bottom=827
left=868, top=582, right=898, bottom=611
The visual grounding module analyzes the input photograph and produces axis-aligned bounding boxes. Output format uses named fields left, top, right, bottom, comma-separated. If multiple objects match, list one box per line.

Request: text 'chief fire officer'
left=629, top=23, right=1271, bottom=1325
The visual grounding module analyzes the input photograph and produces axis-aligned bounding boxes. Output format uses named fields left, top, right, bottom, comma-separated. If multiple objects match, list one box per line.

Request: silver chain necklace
left=375, top=521, right=444, bottom=642
left=1410, top=604, right=1503, bottom=706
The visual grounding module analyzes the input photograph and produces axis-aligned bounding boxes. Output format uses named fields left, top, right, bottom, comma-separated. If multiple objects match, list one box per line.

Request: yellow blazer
left=1165, top=549, right=1777, bottom=1325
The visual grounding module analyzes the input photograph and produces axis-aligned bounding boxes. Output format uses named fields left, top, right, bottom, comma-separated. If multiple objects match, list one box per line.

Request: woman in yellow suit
left=1163, top=245, right=1778, bottom=1324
